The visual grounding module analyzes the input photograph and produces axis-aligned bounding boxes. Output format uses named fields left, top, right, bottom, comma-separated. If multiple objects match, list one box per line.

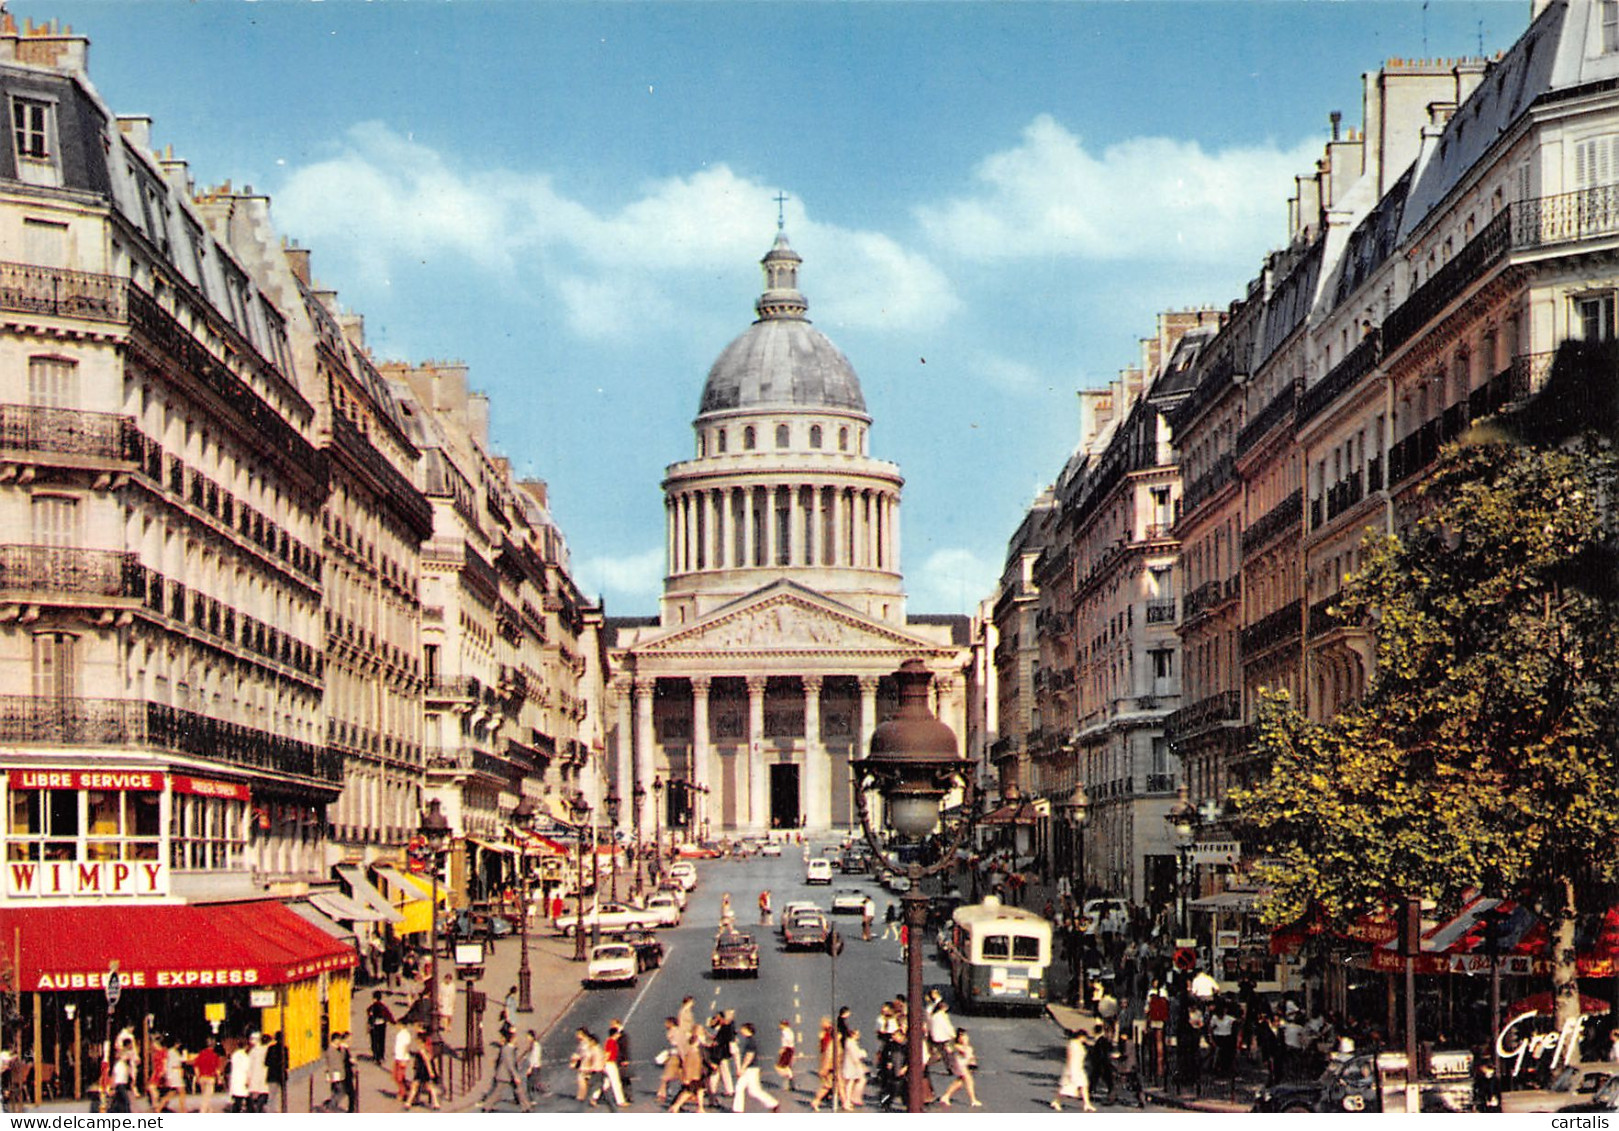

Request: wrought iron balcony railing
left=1164, top=689, right=1242, bottom=744
left=0, top=261, right=127, bottom=323
left=0, top=403, right=140, bottom=463
left=1240, top=598, right=1304, bottom=655
left=1241, top=490, right=1303, bottom=555
left=1236, top=386, right=1297, bottom=456
left=0, top=544, right=143, bottom=599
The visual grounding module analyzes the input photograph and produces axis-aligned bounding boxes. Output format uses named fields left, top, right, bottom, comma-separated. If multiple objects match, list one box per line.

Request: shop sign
left=1496, top=1009, right=1586, bottom=1078
left=1190, top=841, right=1240, bottom=867
left=249, top=989, right=277, bottom=1008
left=6, top=860, right=167, bottom=898
left=170, top=775, right=251, bottom=801
left=33, top=966, right=263, bottom=990
left=204, top=1002, right=227, bottom=1023
left=8, top=769, right=163, bottom=791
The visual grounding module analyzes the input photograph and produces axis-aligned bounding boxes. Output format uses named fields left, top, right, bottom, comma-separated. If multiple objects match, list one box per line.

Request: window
left=981, top=934, right=1010, bottom=960
left=775, top=423, right=790, bottom=448
left=31, top=496, right=79, bottom=547
left=743, top=426, right=756, bottom=451
left=1150, top=648, right=1174, bottom=681
left=838, top=427, right=849, bottom=452
left=32, top=631, right=77, bottom=700
left=1578, top=294, right=1616, bottom=341
left=1575, top=136, right=1619, bottom=188
left=22, top=218, right=67, bottom=267
left=716, top=429, right=727, bottom=454
left=1604, top=0, right=1619, bottom=53
left=27, top=356, right=76, bottom=408
left=809, top=425, right=822, bottom=449
left=170, top=792, right=247, bottom=870
left=1012, top=935, right=1042, bottom=961
left=11, top=97, right=50, bottom=160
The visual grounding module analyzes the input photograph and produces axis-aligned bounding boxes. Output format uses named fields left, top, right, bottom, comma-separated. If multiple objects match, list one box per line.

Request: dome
left=697, top=232, right=867, bottom=417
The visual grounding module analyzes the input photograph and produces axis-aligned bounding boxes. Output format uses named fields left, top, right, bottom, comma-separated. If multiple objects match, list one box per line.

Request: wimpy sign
left=6, top=859, right=167, bottom=898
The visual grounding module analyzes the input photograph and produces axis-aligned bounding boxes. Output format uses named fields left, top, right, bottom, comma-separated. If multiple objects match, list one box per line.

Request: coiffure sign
left=1495, top=1010, right=1587, bottom=1078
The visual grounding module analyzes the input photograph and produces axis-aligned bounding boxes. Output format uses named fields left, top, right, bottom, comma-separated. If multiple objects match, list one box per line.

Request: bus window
left=981, top=935, right=1010, bottom=960
left=1013, top=936, right=1042, bottom=961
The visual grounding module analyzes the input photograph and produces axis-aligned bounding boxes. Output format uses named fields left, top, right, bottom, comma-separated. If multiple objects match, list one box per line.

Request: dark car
left=608, top=928, right=665, bottom=971
left=1561, top=1075, right=1619, bottom=1113
left=711, top=930, right=760, bottom=977
left=839, top=850, right=872, bottom=874
left=453, top=910, right=513, bottom=940
left=782, top=910, right=831, bottom=950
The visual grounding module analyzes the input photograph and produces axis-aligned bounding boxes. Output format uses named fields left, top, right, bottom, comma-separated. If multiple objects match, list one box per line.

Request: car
left=711, top=930, right=760, bottom=977
left=1564, top=1075, right=1619, bottom=1113
left=1081, top=898, right=1130, bottom=935
left=882, top=871, right=912, bottom=893
left=782, top=909, right=831, bottom=950
left=830, top=889, right=875, bottom=917
left=677, top=842, right=723, bottom=859
left=555, top=901, right=655, bottom=937
left=781, top=899, right=820, bottom=921
left=806, top=858, right=834, bottom=885
left=1503, top=1063, right=1615, bottom=1113
left=760, top=842, right=783, bottom=857
left=453, top=910, right=513, bottom=940
left=607, top=929, right=665, bottom=971
left=839, top=850, right=872, bottom=874
left=643, top=892, right=683, bottom=927
left=657, top=879, right=690, bottom=909
left=668, top=861, right=699, bottom=890
left=585, top=942, right=638, bottom=986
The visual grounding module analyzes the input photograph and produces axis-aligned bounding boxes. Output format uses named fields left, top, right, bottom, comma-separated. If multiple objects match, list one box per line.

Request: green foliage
left=1234, top=438, right=1619, bottom=934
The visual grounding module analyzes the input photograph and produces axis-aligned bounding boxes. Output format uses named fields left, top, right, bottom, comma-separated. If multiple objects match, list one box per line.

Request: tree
left=1234, top=434, right=1619, bottom=1030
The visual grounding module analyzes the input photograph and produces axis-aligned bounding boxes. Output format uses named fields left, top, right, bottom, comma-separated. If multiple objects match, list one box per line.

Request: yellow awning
left=375, top=866, right=448, bottom=935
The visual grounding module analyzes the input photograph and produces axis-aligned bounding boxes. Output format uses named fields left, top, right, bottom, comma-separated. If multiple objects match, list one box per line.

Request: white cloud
left=577, top=546, right=666, bottom=605
left=918, top=114, right=1319, bottom=263
left=908, top=547, right=1000, bottom=614
left=272, top=124, right=957, bottom=338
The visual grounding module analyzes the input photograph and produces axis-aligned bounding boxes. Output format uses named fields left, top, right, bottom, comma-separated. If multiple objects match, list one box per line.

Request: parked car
left=1081, top=898, right=1130, bottom=935
left=657, top=879, right=690, bottom=909
left=607, top=929, right=665, bottom=971
left=711, top=930, right=760, bottom=977
left=585, top=942, right=638, bottom=987
left=840, top=850, right=873, bottom=874
left=831, top=889, right=875, bottom=917
left=453, top=910, right=513, bottom=940
left=678, top=842, right=723, bottom=859
left=555, top=901, right=656, bottom=937
left=806, top=858, right=834, bottom=885
left=668, top=861, right=699, bottom=890
left=643, top=892, right=683, bottom=927
left=1563, top=1075, right=1619, bottom=1113
left=782, top=909, right=831, bottom=950
left=1503, top=1063, right=1615, bottom=1113
left=760, top=841, right=784, bottom=857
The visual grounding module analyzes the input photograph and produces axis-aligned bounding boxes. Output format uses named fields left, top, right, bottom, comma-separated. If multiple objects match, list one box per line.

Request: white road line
left=621, top=944, right=671, bottom=1026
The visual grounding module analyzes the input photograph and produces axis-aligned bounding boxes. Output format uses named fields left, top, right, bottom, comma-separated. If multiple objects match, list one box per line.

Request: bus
left=943, top=896, right=1053, bottom=1012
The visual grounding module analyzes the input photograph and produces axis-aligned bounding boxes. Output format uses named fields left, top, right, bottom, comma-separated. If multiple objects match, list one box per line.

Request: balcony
left=1512, top=183, right=1619, bottom=251
left=1236, top=386, right=1297, bottom=457
left=1164, top=689, right=1241, bottom=744
left=331, top=413, right=433, bottom=540
left=426, top=675, right=482, bottom=701
left=1179, top=454, right=1235, bottom=520
left=0, top=404, right=139, bottom=465
left=0, top=544, right=143, bottom=601
left=0, top=260, right=127, bottom=323
left=1144, top=772, right=1178, bottom=794
left=1241, top=489, right=1303, bottom=555
left=1145, top=598, right=1177, bottom=625
left=0, top=695, right=339, bottom=788
left=1382, top=209, right=1510, bottom=355
left=1299, top=330, right=1382, bottom=427
left=1240, top=598, right=1303, bottom=655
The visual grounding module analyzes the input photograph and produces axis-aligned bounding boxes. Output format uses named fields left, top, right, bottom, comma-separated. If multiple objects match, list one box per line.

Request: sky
left=18, top=0, right=1528, bottom=617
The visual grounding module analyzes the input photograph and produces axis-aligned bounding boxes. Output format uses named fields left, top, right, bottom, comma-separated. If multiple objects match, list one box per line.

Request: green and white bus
left=944, top=896, right=1053, bottom=1012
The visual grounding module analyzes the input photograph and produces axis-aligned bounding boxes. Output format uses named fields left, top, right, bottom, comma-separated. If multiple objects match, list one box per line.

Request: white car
left=761, top=842, right=783, bottom=857
left=1082, top=898, right=1130, bottom=935
left=830, top=889, right=874, bottom=917
left=644, top=892, right=683, bottom=927
left=668, top=861, right=698, bottom=890
left=806, top=858, right=834, bottom=885
left=555, top=901, right=655, bottom=937
left=585, top=942, right=638, bottom=986
left=657, top=880, right=689, bottom=909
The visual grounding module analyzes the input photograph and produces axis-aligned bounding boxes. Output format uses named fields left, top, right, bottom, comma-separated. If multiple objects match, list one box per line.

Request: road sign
left=104, top=968, right=122, bottom=1006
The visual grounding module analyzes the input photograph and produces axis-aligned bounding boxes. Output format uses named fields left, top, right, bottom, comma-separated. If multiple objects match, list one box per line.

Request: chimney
left=1330, top=110, right=1342, bottom=140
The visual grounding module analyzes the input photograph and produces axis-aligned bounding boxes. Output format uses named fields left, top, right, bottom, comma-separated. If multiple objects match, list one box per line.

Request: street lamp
left=512, top=798, right=536, bottom=1014
left=569, top=794, right=591, bottom=962
left=419, top=799, right=452, bottom=1068
left=631, top=783, right=646, bottom=897
left=1067, top=781, right=1090, bottom=903
left=605, top=790, right=621, bottom=902
left=1165, top=782, right=1198, bottom=941
left=651, top=776, right=664, bottom=881
left=849, top=660, right=975, bottom=1114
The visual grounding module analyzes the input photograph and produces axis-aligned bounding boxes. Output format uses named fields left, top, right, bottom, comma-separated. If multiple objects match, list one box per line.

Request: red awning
left=981, top=802, right=1039, bottom=827
left=0, top=900, right=357, bottom=993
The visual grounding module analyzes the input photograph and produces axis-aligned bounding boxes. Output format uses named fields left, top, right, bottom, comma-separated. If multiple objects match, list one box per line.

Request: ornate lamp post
left=1165, top=783, right=1199, bottom=941
left=850, top=660, right=976, bottom=1114
left=651, top=776, right=664, bottom=881
left=1067, top=781, right=1090, bottom=903
left=419, top=799, right=452, bottom=1066
left=631, top=783, right=646, bottom=897
left=512, top=798, right=536, bottom=1014
left=605, top=790, right=621, bottom=902
left=569, top=794, right=591, bottom=962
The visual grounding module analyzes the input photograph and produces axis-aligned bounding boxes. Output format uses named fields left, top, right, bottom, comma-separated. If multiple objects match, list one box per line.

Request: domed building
left=610, top=230, right=967, bottom=837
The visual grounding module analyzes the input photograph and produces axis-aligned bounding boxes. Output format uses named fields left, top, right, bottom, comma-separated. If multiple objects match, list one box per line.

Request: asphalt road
left=503, top=841, right=1165, bottom=1113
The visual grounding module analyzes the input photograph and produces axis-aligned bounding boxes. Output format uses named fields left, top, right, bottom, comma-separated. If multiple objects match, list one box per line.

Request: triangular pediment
left=632, top=583, right=942, bottom=657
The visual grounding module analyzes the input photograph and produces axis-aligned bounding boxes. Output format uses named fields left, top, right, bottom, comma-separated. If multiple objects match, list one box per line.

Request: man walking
left=478, top=1030, right=532, bottom=1111
left=366, top=992, right=395, bottom=1063
left=732, top=1023, right=781, bottom=1113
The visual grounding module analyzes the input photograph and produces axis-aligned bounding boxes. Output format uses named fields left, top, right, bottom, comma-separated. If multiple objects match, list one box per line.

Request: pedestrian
left=322, top=1033, right=353, bottom=1112
left=478, top=1030, right=532, bottom=1111
left=1474, top=1059, right=1503, bottom=1112
left=656, top=1017, right=683, bottom=1102
left=381, top=944, right=401, bottom=989
left=501, top=984, right=519, bottom=1023
left=862, top=901, right=874, bottom=941
left=393, top=1021, right=413, bottom=1100
left=593, top=1022, right=628, bottom=1108
left=720, top=892, right=735, bottom=930
left=570, top=1028, right=594, bottom=1103
left=669, top=1025, right=708, bottom=1114
left=811, top=1017, right=838, bottom=1112
left=1052, top=1029, right=1097, bottom=1111
left=732, top=1022, right=782, bottom=1112
left=839, top=1027, right=868, bottom=1109
left=759, top=889, right=773, bottom=925
left=711, top=1009, right=739, bottom=1096
left=926, top=989, right=957, bottom=1091
left=402, top=1029, right=442, bottom=1110
left=247, top=1032, right=271, bottom=1113
left=773, top=1019, right=797, bottom=1091
left=366, top=991, right=395, bottom=1063
left=615, top=1016, right=635, bottom=1100
left=882, top=903, right=901, bottom=941
left=1146, top=980, right=1170, bottom=1081
left=522, top=1029, right=545, bottom=1098
left=1113, top=1033, right=1146, bottom=1108
left=937, top=1028, right=982, bottom=1107
left=875, top=1021, right=908, bottom=1110
left=227, top=1038, right=252, bottom=1113
left=191, top=1043, right=222, bottom=1111
left=145, top=1036, right=168, bottom=1111
left=898, top=920, right=908, bottom=961
left=1211, top=998, right=1239, bottom=1077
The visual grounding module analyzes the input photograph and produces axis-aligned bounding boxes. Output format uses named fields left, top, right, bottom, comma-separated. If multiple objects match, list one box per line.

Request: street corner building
left=606, top=231, right=971, bottom=838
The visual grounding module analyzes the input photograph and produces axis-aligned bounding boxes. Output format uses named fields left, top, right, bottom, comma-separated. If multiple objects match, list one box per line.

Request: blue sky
left=23, top=0, right=1525, bottom=616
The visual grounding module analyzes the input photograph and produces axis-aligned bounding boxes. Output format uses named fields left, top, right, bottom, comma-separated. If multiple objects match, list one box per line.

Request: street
left=503, top=843, right=1166, bottom=1113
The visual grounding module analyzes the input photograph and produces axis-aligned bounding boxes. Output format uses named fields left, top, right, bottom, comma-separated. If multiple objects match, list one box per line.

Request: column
left=766, top=486, right=781, bottom=566
left=866, top=491, right=878, bottom=569
left=857, top=675, right=880, bottom=831
left=746, top=676, right=767, bottom=832
left=666, top=499, right=677, bottom=578
left=890, top=492, right=901, bottom=574
left=634, top=678, right=656, bottom=834
left=614, top=677, right=634, bottom=828
left=789, top=485, right=803, bottom=566
left=691, top=676, right=712, bottom=823
left=716, top=490, right=731, bottom=571
left=803, top=675, right=830, bottom=830
left=744, top=487, right=757, bottom=568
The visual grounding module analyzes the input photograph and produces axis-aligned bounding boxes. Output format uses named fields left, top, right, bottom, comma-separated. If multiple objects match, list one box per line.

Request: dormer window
left=1604, top=0, right=1619, bottom=53
left=12, top=97, right=49, bottom=160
